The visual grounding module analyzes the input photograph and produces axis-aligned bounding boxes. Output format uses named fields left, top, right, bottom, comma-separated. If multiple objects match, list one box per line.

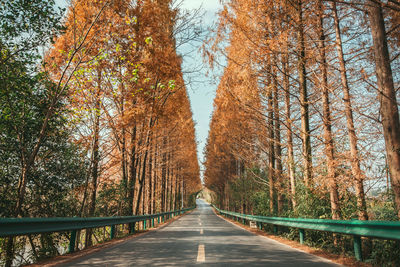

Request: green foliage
left=293, top=182, right=331, bottom=219
left=368, top=191, right=398, bottom=221
left=250, top=191, right=270, bottom=216
left=0, top=1, right=89, bottom=265
left=28, top=142, right=88, bottom=217
left=0, top=0, right=65, bottom=65
left=227, top=172, right=257, bottom=212
left=368, top=239, right=400, bottom=267
left=145, top=36, right=153, bottom=45
left=96, top=182, right=125, bottom=216
left=363, top=191, right=400, bottom=266
left=188, top=192, right=198, bottom=208
left=0, top=64, right=88, bottom=264
left=0, top=58, right=88, bottom=217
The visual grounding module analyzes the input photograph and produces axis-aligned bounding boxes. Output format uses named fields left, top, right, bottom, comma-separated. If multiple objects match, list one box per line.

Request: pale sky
left=178, top=0, right=223, bottom=180
left=180, top=0, right=221, bottom=10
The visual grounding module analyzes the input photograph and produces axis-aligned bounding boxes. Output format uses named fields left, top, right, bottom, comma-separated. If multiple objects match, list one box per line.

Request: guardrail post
left=110, top=225, right=115, bottom=239
left=273, top=225, right=278, bottom=235
left=143, top=220, right=147, bottom=230
left=353, top=235, right=363, bottom=261
left=152, top=218, right=155, bottom=228
left=129, top=222, right=136, bottom=234
left=68, top=230, right=77, bottom=253
left=299, top=229, right=305, bottom=244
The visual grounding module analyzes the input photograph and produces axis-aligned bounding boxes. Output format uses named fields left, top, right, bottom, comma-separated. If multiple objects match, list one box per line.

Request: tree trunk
left=267, top=82, right=276, bottom=215
left=174, top=170, right=178, bottom=210
left=181, top=177, right=184, bottom=209
left=283, top=43, right=296, bottom=211
left=142, top=159, right=146, bottom=215
left=273, top=64, right=284, bottom=215
left=171, top=157, right=176, bottom=211
left=367, top=0, right=400, bottom=219
left=119, top=85, right=128, bottom=214
left=161, top=136, right=167, bottom=212
left=153, top=142, right=158, bottom=213
left=135, top=114, right=154, bottom=215
left=135, top=132, right=152, bottom=215
left=147, top=135, right=154, bottom=215
left=133, top=156, right=142, bottom=215
left=297, top=0, right=312, bottom=187
left=128, top=126, right=137, bottom=215
left=146, top=137, right=155, bottom=217
left=332, top=1, right=368, bottom=220
left=318, top=0, right=341, bottom=220
left=168, top=151, right=173, bottom=211
left=85, top=70, right=102, bottom=248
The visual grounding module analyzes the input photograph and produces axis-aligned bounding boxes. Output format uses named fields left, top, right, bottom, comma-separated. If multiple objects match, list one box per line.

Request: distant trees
left=1, top=0, right=201, bottom=265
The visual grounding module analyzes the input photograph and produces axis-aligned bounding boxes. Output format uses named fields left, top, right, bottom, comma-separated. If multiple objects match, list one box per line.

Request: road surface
left=59, top=199, right=342, bottom=266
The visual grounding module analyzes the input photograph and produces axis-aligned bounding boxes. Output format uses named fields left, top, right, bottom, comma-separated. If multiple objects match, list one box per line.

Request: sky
left=177, top=0, right=223, bottom=179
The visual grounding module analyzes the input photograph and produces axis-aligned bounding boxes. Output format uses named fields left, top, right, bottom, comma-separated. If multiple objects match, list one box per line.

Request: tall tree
left=367, top=0, right=400, bottom=219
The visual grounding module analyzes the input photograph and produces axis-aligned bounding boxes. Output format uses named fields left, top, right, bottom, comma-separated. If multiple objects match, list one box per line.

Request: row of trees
left=0, top=0, right=201, bottom=265
left=204, top=0, right=399, bottom=262
left=204, top=0, right=400, bottom=221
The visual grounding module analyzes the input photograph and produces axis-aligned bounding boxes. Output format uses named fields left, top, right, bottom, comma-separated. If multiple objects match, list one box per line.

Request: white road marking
left=199, top=222, right=202, bottom=226
left=197, top=244, right=205, bottom=262
left=200, top=229, right=203, bottom=234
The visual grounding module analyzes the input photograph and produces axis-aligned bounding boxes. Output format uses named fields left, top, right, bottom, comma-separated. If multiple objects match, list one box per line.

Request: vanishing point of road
left=59, top=199, right=342, bottom=266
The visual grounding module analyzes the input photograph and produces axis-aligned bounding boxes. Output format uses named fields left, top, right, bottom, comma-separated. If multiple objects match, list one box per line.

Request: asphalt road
left=59, top=199, right=343, bottom=266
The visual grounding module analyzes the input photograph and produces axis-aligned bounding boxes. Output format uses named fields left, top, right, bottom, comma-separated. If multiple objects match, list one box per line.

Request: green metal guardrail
left=0, top=207, right=195, bottom=253
left=213, top=206, right=400, bottom=261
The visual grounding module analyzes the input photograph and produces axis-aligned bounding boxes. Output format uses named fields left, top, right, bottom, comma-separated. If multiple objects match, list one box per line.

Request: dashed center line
left=200, top=229, right=203, bottom=234
left=197, top=244, right=205, bottom=262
